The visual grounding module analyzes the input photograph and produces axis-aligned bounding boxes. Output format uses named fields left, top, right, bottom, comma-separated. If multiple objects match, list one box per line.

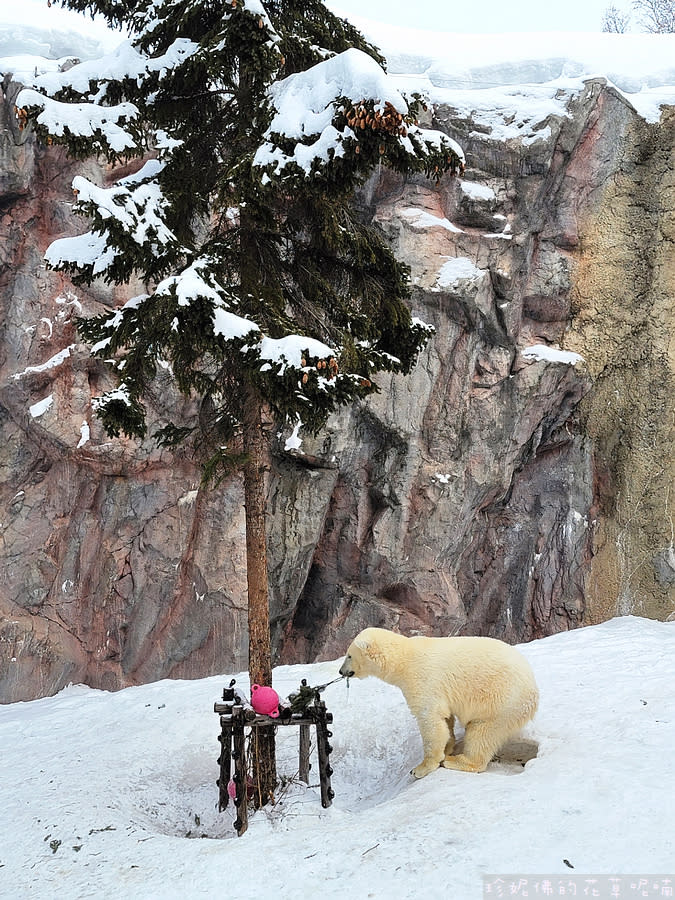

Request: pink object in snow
left=250, top=684, right=280, bottom=718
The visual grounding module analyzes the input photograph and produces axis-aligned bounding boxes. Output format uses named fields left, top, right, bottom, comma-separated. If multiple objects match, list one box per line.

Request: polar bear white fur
left=339, top=627, right=538, bottom=778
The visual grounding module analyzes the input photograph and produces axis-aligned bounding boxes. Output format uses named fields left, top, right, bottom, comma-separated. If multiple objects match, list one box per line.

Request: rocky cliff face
left=1, top=72, right=673, bottom=702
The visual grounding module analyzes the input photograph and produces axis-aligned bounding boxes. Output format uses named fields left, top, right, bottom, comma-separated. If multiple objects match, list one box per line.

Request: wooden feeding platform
left=214, top=684, right=335, bottom=836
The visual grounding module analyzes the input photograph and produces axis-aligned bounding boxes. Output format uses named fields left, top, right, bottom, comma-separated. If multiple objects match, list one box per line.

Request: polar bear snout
left=339, top=656, right=355, bottom=678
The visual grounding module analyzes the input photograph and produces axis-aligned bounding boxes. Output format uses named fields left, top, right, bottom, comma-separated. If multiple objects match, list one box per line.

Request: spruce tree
left=18, top=0, right=463, bottom=807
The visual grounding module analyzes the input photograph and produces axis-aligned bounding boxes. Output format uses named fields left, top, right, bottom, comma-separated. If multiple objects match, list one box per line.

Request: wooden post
left=231, top=706, right=249, bottom=836
left=216, top=685, right=235, bottom=811
left=314, top=700, right=334, bottom=808
left=299, top=723, right=311, bottom=784
left=217, top=717, right=233, bottom=811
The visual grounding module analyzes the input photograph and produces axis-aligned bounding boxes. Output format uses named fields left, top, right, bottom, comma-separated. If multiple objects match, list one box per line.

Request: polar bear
left=339, top=627, right=538, bottom=778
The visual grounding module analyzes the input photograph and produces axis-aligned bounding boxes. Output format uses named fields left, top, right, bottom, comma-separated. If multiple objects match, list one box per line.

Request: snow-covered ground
left=1, top=616, right=673, bottom=899
left=1, top=13, right=674, bottom=897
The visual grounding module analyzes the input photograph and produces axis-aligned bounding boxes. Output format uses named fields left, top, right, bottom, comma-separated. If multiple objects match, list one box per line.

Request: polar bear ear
left=353, top=635, right=372, bottom=654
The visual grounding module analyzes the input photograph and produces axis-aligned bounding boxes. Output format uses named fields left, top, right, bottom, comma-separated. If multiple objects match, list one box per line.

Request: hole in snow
left=491, top=736, right=539, bottom=771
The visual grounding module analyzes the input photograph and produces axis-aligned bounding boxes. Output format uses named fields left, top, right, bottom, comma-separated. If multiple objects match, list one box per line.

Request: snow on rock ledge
left=522, top=344, right=585, bottom=366
left=434, top=256, right=486, bottom=291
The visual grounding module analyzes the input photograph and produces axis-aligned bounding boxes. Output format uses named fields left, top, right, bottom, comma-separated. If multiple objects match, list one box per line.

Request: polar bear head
left=339, top=627, right=393, bottom=679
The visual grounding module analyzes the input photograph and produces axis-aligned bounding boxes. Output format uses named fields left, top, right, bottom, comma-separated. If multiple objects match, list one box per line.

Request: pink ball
left=250, top=684, right=280, bottom=718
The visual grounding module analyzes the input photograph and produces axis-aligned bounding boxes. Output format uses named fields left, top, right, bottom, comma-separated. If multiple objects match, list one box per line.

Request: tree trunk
left=236, top=39, right=277, bottom=806
left=241, top=381, right=277, bottom=807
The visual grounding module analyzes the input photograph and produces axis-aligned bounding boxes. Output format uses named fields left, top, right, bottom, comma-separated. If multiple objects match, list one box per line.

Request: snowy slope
left=0, top=0, right=120, bottom=60
left=1, top=617, right=673, bottom=899
left=354, top=22, right=675, bottom=92
left=2, top=16, right=675, bottom=127
left=365, top=26, right=675, bottom=126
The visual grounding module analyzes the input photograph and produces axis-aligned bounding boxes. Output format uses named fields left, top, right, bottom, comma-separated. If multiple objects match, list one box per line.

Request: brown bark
left=236, top=39, right=278, bottom=803
left=241, top=381, right=277, bottom=806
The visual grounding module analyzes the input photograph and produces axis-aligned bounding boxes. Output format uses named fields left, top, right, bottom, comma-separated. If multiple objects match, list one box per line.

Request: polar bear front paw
left=411, top=759, right=440, bottom=778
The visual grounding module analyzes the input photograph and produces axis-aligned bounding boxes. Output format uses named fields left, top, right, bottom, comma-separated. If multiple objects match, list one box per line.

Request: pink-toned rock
left=1, top=75, right=673, bottom=702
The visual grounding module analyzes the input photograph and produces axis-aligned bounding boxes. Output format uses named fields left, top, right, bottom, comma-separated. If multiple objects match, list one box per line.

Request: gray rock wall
left=1, top=74, right=673, bottom=702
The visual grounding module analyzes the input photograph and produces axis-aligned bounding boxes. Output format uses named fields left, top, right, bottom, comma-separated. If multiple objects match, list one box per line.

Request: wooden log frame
left=313, top=700, right=334, bottom=810
left=215, top=694, right=335, bottom=837
left=231, top=706, right=249, bottom=835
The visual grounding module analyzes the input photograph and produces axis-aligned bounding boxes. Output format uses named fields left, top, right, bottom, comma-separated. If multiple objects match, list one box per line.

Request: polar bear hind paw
left=441, top=753, right=486, bottom=773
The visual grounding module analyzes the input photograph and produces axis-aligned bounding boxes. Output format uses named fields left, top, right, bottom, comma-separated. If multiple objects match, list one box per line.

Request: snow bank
left=1, top=617, right=673, bottom=899
left=346, top=23, right=675, bottom=125
left=356, top=24, right=675, bottom=93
